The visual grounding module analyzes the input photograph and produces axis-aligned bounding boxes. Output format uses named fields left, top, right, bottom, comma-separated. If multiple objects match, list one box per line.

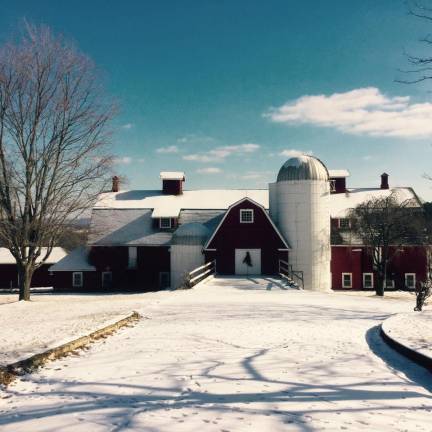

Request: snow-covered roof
left=49, top=247, right=95, bottom=272
left=151, top=208, right=180, bottom=218
left=328, top=169, right=350, bottom=178
left=0, top=247, right=67, bottom=265
left=330, top=187, right=420, bottom=218
left=88, top=186, right=420, bottom=246
left=160, top=171, right=185, bottom=180
left=94, top=189, right=269, bottom=211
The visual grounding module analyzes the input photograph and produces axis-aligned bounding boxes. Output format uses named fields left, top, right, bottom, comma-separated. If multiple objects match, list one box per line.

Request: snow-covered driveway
left=1, top=277, right=431, bottom=431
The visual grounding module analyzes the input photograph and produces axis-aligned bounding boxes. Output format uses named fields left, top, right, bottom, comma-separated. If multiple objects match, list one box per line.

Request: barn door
left=235, top=249, right=261, bottom=275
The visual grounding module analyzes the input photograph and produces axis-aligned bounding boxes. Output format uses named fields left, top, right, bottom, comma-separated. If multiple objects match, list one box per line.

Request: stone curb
left=380, top=321, right=432, bottom=373
left=0, top=311, right=141, bottom=387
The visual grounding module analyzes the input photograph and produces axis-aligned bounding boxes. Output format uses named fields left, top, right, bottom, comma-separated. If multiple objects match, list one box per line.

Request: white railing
left=185, top=260, right=216, bottom=288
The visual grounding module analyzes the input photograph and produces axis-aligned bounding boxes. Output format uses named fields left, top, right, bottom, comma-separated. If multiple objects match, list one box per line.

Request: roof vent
left=160, top=171, right=185, bottom=195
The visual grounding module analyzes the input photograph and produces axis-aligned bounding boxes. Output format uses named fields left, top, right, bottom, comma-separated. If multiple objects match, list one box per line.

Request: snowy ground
left=382, top=312, right=432, bottom=360
left=1, top=276, right=431, bottom=431
left=0, top=292, right=166, bottom=364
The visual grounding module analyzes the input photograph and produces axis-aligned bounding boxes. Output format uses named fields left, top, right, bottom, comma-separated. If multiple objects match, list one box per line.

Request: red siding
left=54, top=246, right=170, bottom=291
left=330, top=177, right=346, bottom=193
left=331, top=245, right=429, bottom=290
left=162, top=179, right=183, bottom=195
left=205, top=199, right=288, bottom=275
left=0, top=264, right=55, bottom=289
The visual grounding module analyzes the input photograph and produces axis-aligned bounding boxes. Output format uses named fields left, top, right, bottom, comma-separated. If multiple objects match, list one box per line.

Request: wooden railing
left=185, top=260, right=216, bottom=288
left=278, top=259, right=304, bottom=289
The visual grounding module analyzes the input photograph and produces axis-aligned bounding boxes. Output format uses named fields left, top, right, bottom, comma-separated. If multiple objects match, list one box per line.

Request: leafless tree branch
left=0, top=23, right=116, bottom=300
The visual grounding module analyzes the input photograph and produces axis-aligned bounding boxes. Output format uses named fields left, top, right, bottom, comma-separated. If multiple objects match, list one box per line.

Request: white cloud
left=265, top=87, right=432, bottom=138
left=183, top=143, right=260, bottom=163
left=362, top=155, right=372, bottom=161
left=279, top=149, right=313, bottom=158
left=177, top=134, right=215, bottom=144
left=156, top=145, right=179, bottom=154
left=113, top=156, right=132, bottom=165
left=121, top=123, right=134, bottom=130
left=196, top=167, right=222, bottom=174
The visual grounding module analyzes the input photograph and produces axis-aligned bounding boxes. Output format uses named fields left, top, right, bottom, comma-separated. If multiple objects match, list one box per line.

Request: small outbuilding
left=0, top=247, right=67, bottom=289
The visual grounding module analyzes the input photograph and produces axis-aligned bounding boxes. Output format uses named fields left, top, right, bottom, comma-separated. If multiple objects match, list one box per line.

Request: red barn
left=51, top=158, right=429, bottom=292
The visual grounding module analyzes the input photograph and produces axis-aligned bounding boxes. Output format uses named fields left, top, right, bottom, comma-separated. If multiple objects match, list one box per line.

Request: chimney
left=380, top=173, right=389, bottom=190
left=112, top=176, right=120, bottom=192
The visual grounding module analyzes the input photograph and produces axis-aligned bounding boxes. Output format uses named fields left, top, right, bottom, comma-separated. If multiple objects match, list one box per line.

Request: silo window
left=240, top=209, right=254, bottom=223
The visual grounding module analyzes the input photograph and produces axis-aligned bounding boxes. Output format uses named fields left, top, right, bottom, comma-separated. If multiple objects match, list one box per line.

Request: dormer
left=328, top=169, right=350, bottom=194
left=160, top=171, right=185, bottom=195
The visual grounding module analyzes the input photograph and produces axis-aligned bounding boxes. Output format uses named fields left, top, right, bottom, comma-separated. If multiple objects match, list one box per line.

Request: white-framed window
left=128, top=246, right=137, bottom=269
left=342, top=273, right=352, bottom=288
left=363, top=273, right=374, bottom=289
left=330, top=179, right=336, bottom=192
left=405, top=273, right=416, bottom=289
left=102, top=271, right=113, bottom=288
left=72, top=272, right=83, bottom=288
left=159, top=218, right=172, bottom=229
left=240, top=209, right=254, bottom=223
left=159, top=272, right=170, bottom=289
left=338, top=218, right=350, bottom=229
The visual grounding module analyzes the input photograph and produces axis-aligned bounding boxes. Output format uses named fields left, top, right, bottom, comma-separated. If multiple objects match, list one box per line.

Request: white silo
left=170, top=223, right=209, bottom=289
left=269, top=155, right=331, bottom=291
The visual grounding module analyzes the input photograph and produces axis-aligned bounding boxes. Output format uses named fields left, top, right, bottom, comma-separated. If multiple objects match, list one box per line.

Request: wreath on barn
left=243, top=251, right=253, bottom=267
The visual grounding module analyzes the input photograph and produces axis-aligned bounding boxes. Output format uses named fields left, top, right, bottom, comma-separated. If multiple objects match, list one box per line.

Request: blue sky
left=1, top=0, right=432, bottom=199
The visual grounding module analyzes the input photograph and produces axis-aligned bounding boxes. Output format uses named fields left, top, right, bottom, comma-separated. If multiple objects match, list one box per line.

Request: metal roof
left=172, top=223, right=210, bottom=245
left=277, top=155, right=329, bottom=182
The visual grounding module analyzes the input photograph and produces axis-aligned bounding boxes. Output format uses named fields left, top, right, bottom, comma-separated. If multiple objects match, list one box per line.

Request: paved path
left=1, top=277, right=431, bottom=431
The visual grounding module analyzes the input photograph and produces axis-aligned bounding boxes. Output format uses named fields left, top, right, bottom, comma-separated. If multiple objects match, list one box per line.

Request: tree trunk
left=18, top=264, right=33, bottom=301
left=376, top=274, right=384, bottom=297
left=376, top=260, right=386, bottom=297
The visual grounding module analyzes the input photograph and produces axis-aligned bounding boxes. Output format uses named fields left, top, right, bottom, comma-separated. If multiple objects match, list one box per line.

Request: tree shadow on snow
left=1, top=345, right=431, bottom=431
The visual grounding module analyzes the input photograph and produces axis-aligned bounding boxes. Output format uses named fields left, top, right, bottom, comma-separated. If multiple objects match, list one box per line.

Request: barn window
left=240, top=209, right=254, bottom=223
left=342, top=273, right=352, bottom=288
left=405, top=273, right=416, bottom=289
left=363, top=273, right=373, bottom=289
left=102, top=271, right=113, bottom=288
left=159, top=218, right=172, bottom=229
left=72, top=272, right=83, bottom=288
left=159, top=272, right=170, bottom=289
left=128, top=246, right=137, bottom=269
left=338, top=218, right=350, bottom=229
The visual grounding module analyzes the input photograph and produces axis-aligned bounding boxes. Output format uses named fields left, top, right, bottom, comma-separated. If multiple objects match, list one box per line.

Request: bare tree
left=414, top=278, right=432, bottom=310
left=397, top=1, right=432, bottom=83
left=348, top=193, right=425, bottom=296
left=0, top=23, right=115, bottom=300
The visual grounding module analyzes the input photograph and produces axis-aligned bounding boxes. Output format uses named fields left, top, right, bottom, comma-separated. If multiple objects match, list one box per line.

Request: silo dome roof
left=277, top=155, right=329, bottom=182
left=171, top=222, right=210, bottom=246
